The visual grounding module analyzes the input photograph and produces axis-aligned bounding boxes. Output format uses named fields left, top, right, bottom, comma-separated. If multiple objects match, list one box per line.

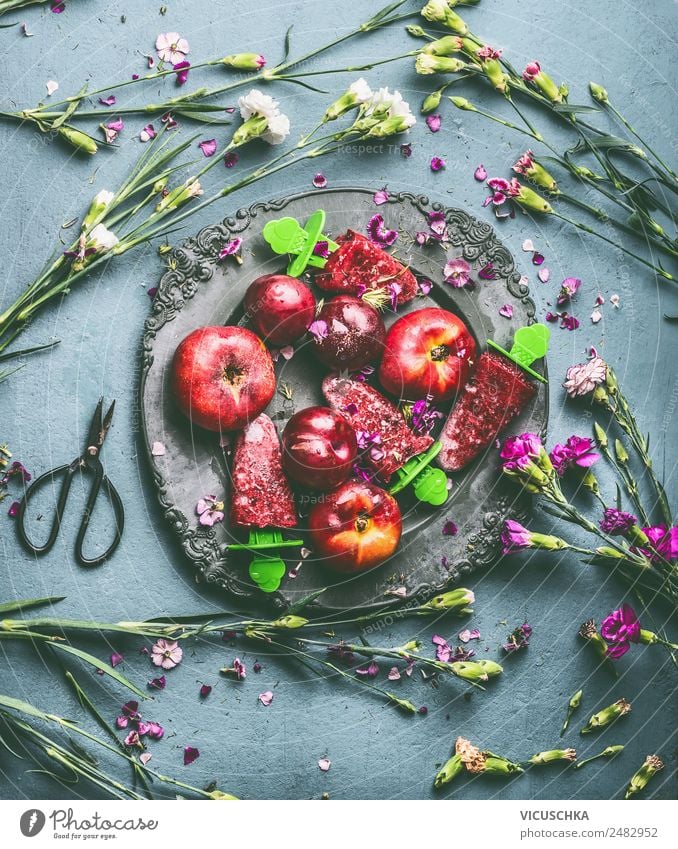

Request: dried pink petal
left=198, top=138, right=217, bottom=157
left=373, top=189, right=389, bottom=205
left=139, top=752, right=152, bottom=766
left=183, top=746, right=200, bottom=765
left=224, top=151, right=238, bottom=168
left=258, top=690, right=274, bottom=706
left=387, top=666, right=401, bottom=681
left=46, top=80, right=59, bottom=96
left=474, top=164, right=487, bottom=181
left=199, top=684, right=212, bottom=699
left=499, top=304, right=514, bottom=319
left=318, top=757, right=331, bottom=772
left=426, top=114, right=442, bottom=133
left=538, top=267, right=550, bottom=283
left=591, top=308, right=602, bottom=324
left=151, top=441, right=166, bottom=456
left=532, top=251, right=545, bottom=266
left=312, top=173, right=328, bottom=189
left=99, top=95, right=116, bottom=106
left=430, top=156, right=446, bottom=172
left=140, top=124, right=156, bottom=143
left=522, top=239, right=535, bottom=252
left=110, top=652, right=124, bottom=668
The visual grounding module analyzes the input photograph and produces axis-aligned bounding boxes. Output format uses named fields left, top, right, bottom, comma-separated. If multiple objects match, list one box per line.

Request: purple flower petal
left=312, top=173, right=328, bottom=189
left=442, top=520, right=458, bottom=536
left=148, top=675, right=166, bottom=690
left=308, top=319, right=328, bottom=342
left=430, top=156, right=446, bottom=172
left=499, top=303, right=514, bottom=319
left=198, top=138, right=217, bottom=158
left=110, top=652, right=124, bottom=668
left=183, top=746, right=200, bottom=765
left=400, top=143, right=412, bottom=158
left=532, top=251, right=545, bottom=266
left=140, top=124, right=156, bottom=143
left=51, top=1, right=65, bottom=12
left=355, top=661, right=379, bottom=678
left=474, top=164, right=487, bottom=181
left=173, top=61, right=190, bottom=86
left=218, top=238, right=242, bottom=260
left=224, top=151, right=238, bottom=168
left=199, top=684, right=212, bottom=699
left=443, top=257, right=471, bottom=288
left=366, top=213, right=397, bottom=247
left=98, top=95, right=116, bottom=106
left=373, top=189, right=389, bottom=206
left=478, top=263, right=497, bottom=280
left=426, top=114, right=442, bottom=133
left=418, top=278, right=433, bottom=296
left=258, top=690, right=274, bottom=706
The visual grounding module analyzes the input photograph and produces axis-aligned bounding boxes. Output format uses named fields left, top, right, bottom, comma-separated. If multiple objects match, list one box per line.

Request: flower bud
left=580, top=698, right=631, bottom=733
left=421, top=0, right=469, bottom=35
left=434, top=752, right=463, bottom=789
left=155, top=177, right=203, bottom=212
left=624, top=754, right=664, bottom=799
left=529, top=748, right=577, bottom=765
left=561, top=688, right=583, bottom=736
left=421, top=587, right=475, bottom=612
left=387, top=693, right=417, bottom=714
left=593, top=422, right=608, bottom=448
left=482, top=752, right=524, bottom=775
left=415, top=54, right=466, bottom=75
left=230, top=114, right=268, bottom=147
left=58, top=126, right=98, bottom=155
left=399, top=639, right=422, bottom=653
left=574, top=744, right=624, bottom=770
left=522, top=61, right=562, bottom=103
left=449, top=95, right=476, bottom=111
left=153, top=178, right=168, bottom=194
left=421, top=89, right=443, bottom=114
left=423, top=35, right=463, bottom=56
left=589, top=82, right=608, bottom=103
left=581, top=470, right=599, bottom=495
left=323, top=78, right=373, bottom=122
left=626, top=525, right=649, bottom=547
left=451, top=659, right=503, bottom=682
left=511, top=182, right=554, bottom=215
left=578, top=619, right=609, bottom=660
left=592, top=385, right=609, bottom=405
left=481, top=57, right=509, bottom=93
left=221, top=53, right=266, bottom=70
left=269, top=615, right=309, bottom=629
left=595, top=546, right=627, bottom=559
left=513, top=150, right=559, bottom=193
left=406, top=24, right=427, bottom=37
left=614, top=438, right=629, bottom=464
left=82, top=189, right=115, bottom=230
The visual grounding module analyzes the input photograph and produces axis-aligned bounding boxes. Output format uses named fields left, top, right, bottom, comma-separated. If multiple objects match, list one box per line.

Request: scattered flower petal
left=98, top=95, right=116, bottom=106
left=430, top=156, right=446, bottom=172
left=532, top=251, right=545, bottom=266
left=140, top=124, right=156, bottom=143
left=308, top=319, right=329, bottom=342
left=387, top=666, right=401, bottom=681
left=147, top=286, right=158, bottom=299
left=373, top=189, right=389, bottom=205
left=537, top=267, right=550, bottom=283
left=198, top=138, right=217, bottom=157
left=522, top=239, right=535, bottom=252
left=591, top=308, right=602, bottom=324
left=110, top=652, right=124, bottom=668
left=139, top=752, right=152, bottom=766
left=418, top=278, right=433, bottom=296
left=218, top=238, right=242, bottom=261
left=318, top=757, right=331, bottom=772
left=173, top=60, right=190, bottom=86
left=46, top=80, right=59, bottom=96
left=312, top=173, right=328, bottom=189
left=426, top=114, right=442, bottom=133
left=51, top=1, right=65, bottom=12
left=400, top=143, right=412, bottom=158
left=458, top=628, right=481, bottom=643
left=258, top=690, right=274, bottom=706
left=610, top=293, right=620, bottom=308
left=367, top=213, right=397, bottom=247
left=442, top=519, right=458, bottom=536
left=499, top=304, right=514, bottom=319
left=443, top=257, right=472, bottom=288
left=199, top=684, right=212, bottom=699
left=474, top=164, right=487, bottom=182
left=557, top=277, right=581, bottom=305
left=355, top=661, right=379, bottom=678
left=148, top=675, right=166, bottom=690
left=183, top=746, right=200, bottom=766
left=151, top=441, right=165, bottom=456
left=223, top=151, right=238, bottom=168
left=196, top=494, right=225, bottom=526
left=478, top=263, right=497, bottom=280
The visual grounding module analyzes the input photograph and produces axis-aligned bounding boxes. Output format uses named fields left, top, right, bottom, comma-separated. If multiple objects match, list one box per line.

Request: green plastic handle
left=487, top=323, right=550, bottom=383
left=389, top=442, right=449, bottom=506
left=262, top=210, right=338, bottom=276
left=228, top=528, right=303, bottom=593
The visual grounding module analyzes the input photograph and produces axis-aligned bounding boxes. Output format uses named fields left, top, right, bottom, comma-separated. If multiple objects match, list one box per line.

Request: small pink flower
left=258, top=690, right=274, bottom=706
left=557, top=277, right=581, bottom=305
left=367, top=213, right=397, bottom=247
left=156, top=32, right=190, bottom=65
left=430, top=156, right=446, bottom=172
left=151, top=638, right=183, bottom=670
left=183, top=746, right=200, bottom=765
left=474, top=164, right=487, bottom=181
left=196, top=494, right=225, bottom=526
left=198, top=138, right=217, bottom=157
left=563, top=357, right=607, bottom=397
left=522, top=61, right=541, bottom=82
left=443, top=257, right=472, bottom=288
left=124, top=730, right=143, bottom=748
left=312, top=173, right=328, bottom=188
left=426, top=114, right=441, bottom=133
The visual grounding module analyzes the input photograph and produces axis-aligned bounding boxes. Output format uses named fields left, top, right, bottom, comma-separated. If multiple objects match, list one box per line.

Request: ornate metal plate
left=140, top=188, right=547, bottom=612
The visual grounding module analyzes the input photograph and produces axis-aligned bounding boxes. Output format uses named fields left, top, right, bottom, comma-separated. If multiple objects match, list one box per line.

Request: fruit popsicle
left=322, top=375, right=433, bottom=482
left=315, top=230, right=418, bottom=304
left=231, top=413, right=297, bottom=529
left=437, top=325, right=549, bottom=472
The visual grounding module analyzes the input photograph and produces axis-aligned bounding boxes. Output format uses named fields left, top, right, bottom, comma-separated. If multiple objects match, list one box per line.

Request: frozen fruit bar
left=323, top=375, right=433, bottom=482
left=315, top=230, right=418, bottom=304
left=230, top=413, right=297, bottom=528
left=438, top=350, right=537, bottom=472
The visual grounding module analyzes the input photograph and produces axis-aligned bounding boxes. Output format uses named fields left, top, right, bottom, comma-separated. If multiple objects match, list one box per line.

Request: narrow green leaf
left=553, top=103, right=600, bottom=115
left=0, top=596, right=65, bottom=615
left=48, top=644, right=148, bottom=699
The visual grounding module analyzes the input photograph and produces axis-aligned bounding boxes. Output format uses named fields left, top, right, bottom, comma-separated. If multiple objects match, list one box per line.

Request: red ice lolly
left=437, top=325, right=549, bottom=472
left=322, top=375, right=433, bottom=482
left=315, top=230, right=418, bottom=304
left=230, top=413, right=297, bottom=529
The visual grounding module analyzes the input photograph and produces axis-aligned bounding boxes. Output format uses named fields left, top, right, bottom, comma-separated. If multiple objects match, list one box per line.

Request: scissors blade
left=84, top=398, right=115, bottom=454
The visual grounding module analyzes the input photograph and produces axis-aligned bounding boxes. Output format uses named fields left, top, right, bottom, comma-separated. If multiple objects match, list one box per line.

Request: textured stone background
left=0, top=0, right=676, bottom=800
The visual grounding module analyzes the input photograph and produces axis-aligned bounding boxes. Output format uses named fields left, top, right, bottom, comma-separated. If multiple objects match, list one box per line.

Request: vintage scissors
left=16, top=398, right=124, bottom=566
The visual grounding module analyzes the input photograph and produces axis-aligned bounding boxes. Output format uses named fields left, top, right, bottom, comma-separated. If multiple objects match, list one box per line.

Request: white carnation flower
left=238, top=89, right=279, bottom=120
left=263, top=113, right=291, bottom=145
left=89, top=224, right=119, bottom=252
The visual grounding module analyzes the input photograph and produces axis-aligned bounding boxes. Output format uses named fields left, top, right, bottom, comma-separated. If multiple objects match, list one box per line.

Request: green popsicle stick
left=389, top=442, right=449, bottom=506
left=262, top=210, right=338, bottom=276
left=487, top=323, right=550, bottom=383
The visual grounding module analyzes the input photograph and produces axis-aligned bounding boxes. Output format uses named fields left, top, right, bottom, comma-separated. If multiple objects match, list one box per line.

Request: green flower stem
left=263, top=636, right=419, bottom=712
left=603, top=99, right=678, bottom=183
left=573, top=744, right=624, bottom=770
left=552, top=212, right=674, bottom=281
left=596, top=438, right=651, bottom=527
